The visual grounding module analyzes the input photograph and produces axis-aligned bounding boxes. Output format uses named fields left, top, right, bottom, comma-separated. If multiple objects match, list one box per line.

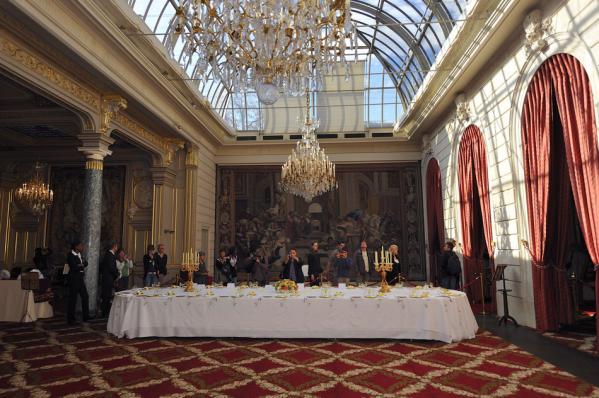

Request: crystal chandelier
left=14, top=163, right=53, bottom=217
left=280, top=92, right=337, bottom=201
left=172, top=0, right=357, bottom=105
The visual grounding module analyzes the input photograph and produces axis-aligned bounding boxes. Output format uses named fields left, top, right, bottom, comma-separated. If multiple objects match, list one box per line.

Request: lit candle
left=375, top=251, right=378, bottom=264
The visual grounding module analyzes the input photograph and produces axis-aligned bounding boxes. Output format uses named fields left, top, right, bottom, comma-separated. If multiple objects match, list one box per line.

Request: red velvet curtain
left=549, top=54, right=599, bottom=346
left=522, top=53, right=597, bottom=339
left=458, top=125, right=495, bottom=303
left=426, top=158, right=445, bottom=284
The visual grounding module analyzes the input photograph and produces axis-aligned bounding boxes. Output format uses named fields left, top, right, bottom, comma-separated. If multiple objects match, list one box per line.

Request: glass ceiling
left=128, top=0, right=468, bottom=133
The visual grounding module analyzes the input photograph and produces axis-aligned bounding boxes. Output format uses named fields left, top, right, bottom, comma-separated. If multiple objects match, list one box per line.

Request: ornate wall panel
left=216, top=163, right=426, bottom=280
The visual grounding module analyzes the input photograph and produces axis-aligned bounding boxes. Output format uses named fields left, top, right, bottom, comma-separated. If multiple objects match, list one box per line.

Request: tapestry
left=47, top=166, right=126, bottom=264
left=216, top=164, right=426, bottom=280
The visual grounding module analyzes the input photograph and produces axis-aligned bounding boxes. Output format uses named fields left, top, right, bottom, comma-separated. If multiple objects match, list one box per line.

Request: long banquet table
left=107, top=285, right=478, bottom=343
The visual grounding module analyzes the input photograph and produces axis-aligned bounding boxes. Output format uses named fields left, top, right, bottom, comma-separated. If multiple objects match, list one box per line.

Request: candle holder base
left=184, top=281, right=195, bottom=293
left=379, top=283, right=391, bottom=294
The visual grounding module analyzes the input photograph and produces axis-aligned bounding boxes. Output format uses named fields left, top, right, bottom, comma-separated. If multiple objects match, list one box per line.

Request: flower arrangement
left=275, top=279, right=298, bottom=293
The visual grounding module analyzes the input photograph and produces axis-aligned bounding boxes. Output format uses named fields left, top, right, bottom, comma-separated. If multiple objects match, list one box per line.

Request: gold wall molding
left=85, top=159, right=104, bottom=170
left=113, top=113, right=184, bottom=166
left=101, top=95, right=127, bottom=135
left=0, top=33, right=100, bottom=110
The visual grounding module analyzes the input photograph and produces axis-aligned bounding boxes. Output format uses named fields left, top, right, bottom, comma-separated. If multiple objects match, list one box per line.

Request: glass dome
left=128, top=0, right=468, bottom=133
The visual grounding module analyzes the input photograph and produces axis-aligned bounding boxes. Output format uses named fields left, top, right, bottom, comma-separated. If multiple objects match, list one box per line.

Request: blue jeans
left=145, top=273, right=158, bottom=287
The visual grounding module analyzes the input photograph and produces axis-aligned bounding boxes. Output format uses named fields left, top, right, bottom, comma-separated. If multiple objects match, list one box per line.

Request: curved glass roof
left=128, top=0, right=468, bottom=132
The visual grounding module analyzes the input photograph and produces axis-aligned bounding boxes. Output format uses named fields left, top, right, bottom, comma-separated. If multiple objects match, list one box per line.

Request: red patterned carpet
left=542, top=331, right=598, bottom=357
left=1, top=318, right=597, bottom=397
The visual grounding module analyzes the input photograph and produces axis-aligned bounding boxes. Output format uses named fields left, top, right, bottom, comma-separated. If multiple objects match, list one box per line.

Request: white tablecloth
left=107, top=286, right=478, bottom=343
left=0, top=280, right=54, bottom=322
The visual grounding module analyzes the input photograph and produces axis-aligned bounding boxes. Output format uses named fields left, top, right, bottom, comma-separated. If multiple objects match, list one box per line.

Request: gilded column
left=184, top=144, right=199, bottom=251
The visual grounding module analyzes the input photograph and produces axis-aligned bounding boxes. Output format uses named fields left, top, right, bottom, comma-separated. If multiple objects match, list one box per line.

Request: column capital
left=165, top=138, right=185, bottom=167
left=101, top=94, right=127, bottom=135
left=185, top=143, right=199, bottom=169
left=77, top=132, right=115, bottom=163
left=150, top=166, right=177, bottom=186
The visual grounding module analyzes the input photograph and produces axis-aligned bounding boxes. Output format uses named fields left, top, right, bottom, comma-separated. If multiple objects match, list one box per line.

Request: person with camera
left=249, top=251, right=270, bottom=286
left=281, top=248, right=304, bottom=283
left=66, top=240, right=90, bottom=324
left=440, top=241, right=461, bottom=290
left=215, top=248, right=229, bottom=284
left=333, top=247, right=352, bottom=284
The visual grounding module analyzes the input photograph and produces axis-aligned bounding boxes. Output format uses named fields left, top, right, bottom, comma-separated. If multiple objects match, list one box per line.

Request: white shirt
left=72, top=250, right=84, bottom=273
left=361, top=251, right=369, bottom=272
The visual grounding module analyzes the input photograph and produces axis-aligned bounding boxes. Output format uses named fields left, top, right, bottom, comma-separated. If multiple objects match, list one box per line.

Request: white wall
left=421, top=0, right=599, bottom=328
left=195, top=142, right=216, bottom=268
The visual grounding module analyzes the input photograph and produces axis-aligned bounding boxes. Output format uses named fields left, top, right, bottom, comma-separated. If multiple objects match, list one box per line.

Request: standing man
left=281, top=248, right=304, bottom=283
left=440, top=241, right=461, bottom=290
left=250, top=252, right=270, bottom=286
left=143, top=244, right=158, bottom=286
left=307, top=241, right=323, bottom=285
left=353, top=240, right=374, bottom=283
left=214, top=248, right=229, bottom=284
left=100, top=242, right=119, bottom=318
left=333, top=247, right=352, bottom=284
left=327, top=241, right=345, bottom=281
left=66, top=241, right=90, bottom=324
left=155, top=243, right=168, bottom=284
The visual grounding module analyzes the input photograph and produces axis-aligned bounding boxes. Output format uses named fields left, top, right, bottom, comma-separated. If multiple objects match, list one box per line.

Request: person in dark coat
left=143, top=244, right=158, bottom=286
left=353, top=240, right=375, bottom=283
left=333, top=247, right=352, bottom=284
left=155, top=243, right=168, bottom=284
left=307, top=241, right=323, bottom=286
left=226, top=248, right=238, bottom=284
left=100, top=243, right=119, bottom=318
left=214, top=248, right=229, bottom=284
left=66, top=240, right=89, bottom=324
left=249, top=252, right=270, bottom=286
left=280, top=248, right=304, bottom=283
left=440, top=241, right=461, bottom=290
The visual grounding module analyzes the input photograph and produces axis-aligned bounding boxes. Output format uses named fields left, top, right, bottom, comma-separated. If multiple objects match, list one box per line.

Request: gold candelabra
left=374, top=247, right=393, bottom=294
left=181, top=250, right=199, bottom=293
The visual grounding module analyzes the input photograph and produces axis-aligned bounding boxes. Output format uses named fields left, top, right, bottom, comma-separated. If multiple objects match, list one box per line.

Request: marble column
left=78, top=133, right=114, bottom=315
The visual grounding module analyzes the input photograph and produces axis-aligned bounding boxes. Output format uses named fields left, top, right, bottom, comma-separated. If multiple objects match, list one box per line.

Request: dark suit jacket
left=100, top=250, right=119, bottom=287
left=155, top=253, right=168, bottom=275
left=66, top=251, right=87, bottom=284
left=307, top=252, right=322, bottom=276
left=353, top=250, right=374, bottom=276
left=281, top=258, right=304, bottom=283
left=143, top=254, right=157, bottom=277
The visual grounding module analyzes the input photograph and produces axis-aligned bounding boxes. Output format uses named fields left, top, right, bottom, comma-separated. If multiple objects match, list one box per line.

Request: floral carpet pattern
left=0, top=318, right=597, bottom=397
left=542, top=331, right=598, bottom=357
